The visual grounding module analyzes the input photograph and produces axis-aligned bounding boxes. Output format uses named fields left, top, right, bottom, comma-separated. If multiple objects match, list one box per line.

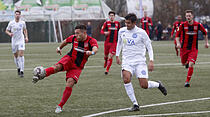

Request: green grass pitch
left=0, top=41, right=210, bottom=117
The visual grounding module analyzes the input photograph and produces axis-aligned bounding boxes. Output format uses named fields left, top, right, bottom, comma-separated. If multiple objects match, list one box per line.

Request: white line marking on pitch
left=119, top=110, right=210, bottom=117
left=1, top=62, right=210, bottom=71
left=82, top=97, right=210, bottom=117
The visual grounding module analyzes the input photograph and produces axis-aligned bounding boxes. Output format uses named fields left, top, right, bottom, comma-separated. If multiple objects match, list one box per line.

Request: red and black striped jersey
left=101, top=21, right=120, bottom=43
left=176, top=21, right=207, bottom=50
left=140, top=17, right=153, bottom=35
left=171, top=21, right=183, bottom=37
left=65, top=35, right=98, bottom=69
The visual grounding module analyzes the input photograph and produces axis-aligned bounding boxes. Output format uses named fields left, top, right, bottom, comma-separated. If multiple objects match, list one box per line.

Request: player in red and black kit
left=171, top=15, right=183, bottom=56
left=32, top=24, right=98, bottom=113
left=101, top=11, right=120, bottom=75
left=140, top=11, right=153, bottom=37
left=176, top=10, right=209, bottom=87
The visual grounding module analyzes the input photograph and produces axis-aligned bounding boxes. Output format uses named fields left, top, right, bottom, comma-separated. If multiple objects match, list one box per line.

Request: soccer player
left=176, top=10, right=209, bottom=87
left=171, top=15, right=183, bottom=56
left=5, top=10, right=29, bottom=77
left=101, top=11, right=120, bottom=75
left=116, top=13, right=167, bottom=112
left=32, top=24, right=98, bottom=113
left=140, top=11, right=153, bottom=38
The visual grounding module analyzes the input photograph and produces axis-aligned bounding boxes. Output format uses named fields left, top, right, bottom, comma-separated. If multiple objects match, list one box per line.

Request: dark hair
left=108, top=11, right=115, bottom=16
left=15, top=10, right=21, bottom=14
left=75, top=24, right=87, bottom=30
left=125, top=13, right=137, bottom=23
left=185, top=10, right=193, bottom=15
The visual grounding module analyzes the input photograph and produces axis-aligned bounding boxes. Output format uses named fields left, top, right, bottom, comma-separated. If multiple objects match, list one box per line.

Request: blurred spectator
left=87, top=21, right=92, bottom=36
left=199, top=20, right=209, bottom=40
left=155, top=21, right=163, bottom=41
left=167, top=24, right=172, bottom=40
left=140, top=11, right=153, bottom=38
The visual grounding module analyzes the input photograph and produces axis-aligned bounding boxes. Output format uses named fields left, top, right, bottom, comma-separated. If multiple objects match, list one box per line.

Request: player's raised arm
left=56, top=39, right=68, bottom=55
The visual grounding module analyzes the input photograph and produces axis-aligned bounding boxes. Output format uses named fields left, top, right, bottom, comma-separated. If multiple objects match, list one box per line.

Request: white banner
left=126, top=0, right=154, bottom=18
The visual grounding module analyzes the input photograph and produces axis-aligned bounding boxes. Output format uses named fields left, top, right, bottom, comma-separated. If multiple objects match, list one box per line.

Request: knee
left=53, top=64, right=62, bottom=72
left=123, top=78, right=131, bottom=84
left=66, top=78, right=75, bottom=88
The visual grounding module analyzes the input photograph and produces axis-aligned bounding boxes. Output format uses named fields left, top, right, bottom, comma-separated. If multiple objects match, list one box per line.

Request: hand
left=56, top=47, right=62, bottom=55
left=148, top=60, right=154, bottom=72
left=86, top=51, right=94, bottom=56
left=104, top=32, right=110, bottom=36
left=176, top=43, right=181, bottom=49
left=9, top=33, right=13, bottom=37
left=205, top=43, right=209, bottom=48
left=116, top=56, right=121, bottom=65
left=25, top=37, right=29, bottom=43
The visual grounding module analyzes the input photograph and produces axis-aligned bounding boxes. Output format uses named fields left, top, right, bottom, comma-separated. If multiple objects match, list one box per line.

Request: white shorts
left=12, top=43, right=25, bottom=53
left=122, top=63, right=148, bottom=79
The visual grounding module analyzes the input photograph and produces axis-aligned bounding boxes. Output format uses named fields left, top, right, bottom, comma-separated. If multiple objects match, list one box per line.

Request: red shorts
left=56, top=55, right=82, bottom=83
left=104, top=42, right=116, bottom=56
left=180, top=49, right=198, bottom=64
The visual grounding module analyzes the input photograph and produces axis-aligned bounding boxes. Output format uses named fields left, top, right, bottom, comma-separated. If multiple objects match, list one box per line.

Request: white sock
left=124, top=82, right=138, bottom=105
left=148, top=81, right=160, bottom=88
left=14, top=57, right=20, bottom=69
left=19, top=56, right=24, bottom=72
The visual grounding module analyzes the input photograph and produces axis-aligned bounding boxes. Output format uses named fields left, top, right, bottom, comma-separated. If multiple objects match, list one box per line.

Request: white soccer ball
left=33, top=66, right=45, bottom=77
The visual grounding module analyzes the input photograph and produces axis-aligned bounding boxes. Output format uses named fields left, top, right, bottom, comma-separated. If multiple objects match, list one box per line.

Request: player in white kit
left=116, top=13, right=167, bottom=112
left=5, top=10, right=28, bottom=77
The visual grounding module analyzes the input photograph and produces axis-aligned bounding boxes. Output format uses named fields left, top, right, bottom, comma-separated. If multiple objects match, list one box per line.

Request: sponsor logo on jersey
left=194, top=26, right=198, bottom=30
left=109, top=27, right=117, bottom=30
left=186, top=31, right=197, bottom=35
left=127, top=39, right=135, bottom=46
left=143, top=20, right=148, bottom=23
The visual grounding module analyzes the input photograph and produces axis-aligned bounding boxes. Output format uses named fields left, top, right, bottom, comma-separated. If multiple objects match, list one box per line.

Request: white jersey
left=116, top=26, right=154, bottom=65
left=6, top=20, right=26, bottom=44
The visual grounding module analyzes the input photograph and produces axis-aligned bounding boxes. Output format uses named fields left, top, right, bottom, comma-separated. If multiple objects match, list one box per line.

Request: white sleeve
left=142, top=31, right=154, bottom=61
left=23, top=21, right=26, bottom=29
left=116, top=30, right=123, bottom=57
left=6, top=21, right=12, bottom=31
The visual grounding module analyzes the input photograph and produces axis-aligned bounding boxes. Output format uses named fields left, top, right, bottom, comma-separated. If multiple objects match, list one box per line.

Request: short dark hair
left=108, top=11, right=115, bottom=16
left=185, top=10, right=193, bottom=15
left=75, top=24, right=87, bottom=30
left=15, top=10, right=21, bottom=14
left=125, top=13, right=137, bottom=23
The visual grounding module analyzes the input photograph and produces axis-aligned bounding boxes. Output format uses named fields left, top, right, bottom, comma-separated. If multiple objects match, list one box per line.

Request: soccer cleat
left=128, top=104, right=140, bottom=112
left=185, top=63, right=189, bottom=69
left=32, top=76, right=39, bottom=83
left=17, top=68, right=21, bottom=75
left=105, top=72, right=108, bottom=75
left=157, top=81, right=167, bottom=96
left=55, top=106, right=62, bottom=113
left=184, top=82, right=190, bottom=87
left=20, top=71, right=24, bottom=78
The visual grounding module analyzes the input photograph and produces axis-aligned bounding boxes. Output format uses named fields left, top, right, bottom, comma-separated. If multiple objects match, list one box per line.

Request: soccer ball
left=33, top=66, right=45, bottom=78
